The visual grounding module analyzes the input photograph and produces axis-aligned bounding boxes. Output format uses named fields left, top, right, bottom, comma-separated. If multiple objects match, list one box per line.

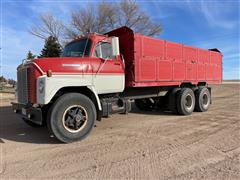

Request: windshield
left=62, top=39, right=92, bottom=57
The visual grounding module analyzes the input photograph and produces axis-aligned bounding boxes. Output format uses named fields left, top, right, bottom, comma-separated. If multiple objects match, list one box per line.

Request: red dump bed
left=107, top=27, right=222, bottom=87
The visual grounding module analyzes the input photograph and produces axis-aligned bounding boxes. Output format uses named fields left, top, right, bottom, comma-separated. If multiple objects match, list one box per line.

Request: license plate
left=22, top=108, right=27, bottom=115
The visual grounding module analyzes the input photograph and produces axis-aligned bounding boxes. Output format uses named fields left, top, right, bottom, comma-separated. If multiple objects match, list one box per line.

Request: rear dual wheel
left=175, top=87, right=211, bottom=115
left=194, top=87, right=211, bottom=112
left=176, top=88, right=195, bottom=115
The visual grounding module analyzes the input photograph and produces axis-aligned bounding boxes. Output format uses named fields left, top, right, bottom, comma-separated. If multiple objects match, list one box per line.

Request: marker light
left=47, top=69, right=52, bottom=77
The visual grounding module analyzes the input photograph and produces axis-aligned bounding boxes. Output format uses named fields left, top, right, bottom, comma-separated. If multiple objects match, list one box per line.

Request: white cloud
left=183, top=0, right=239, bottom=29
left=27, top=1, right=85, bottom=21
left=198, top=1, right=238, bottom=29
left=140, top=1, right=174, bottom=20
left=201, top=2, right=233, bottom=28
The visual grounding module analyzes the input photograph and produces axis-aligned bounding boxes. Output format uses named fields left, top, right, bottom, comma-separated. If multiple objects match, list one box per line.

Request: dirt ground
left=0, top=83, right=239, bottom=179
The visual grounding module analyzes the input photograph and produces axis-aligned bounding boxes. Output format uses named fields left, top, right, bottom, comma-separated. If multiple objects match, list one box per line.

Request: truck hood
left=33, top=57, right=96, bottom=75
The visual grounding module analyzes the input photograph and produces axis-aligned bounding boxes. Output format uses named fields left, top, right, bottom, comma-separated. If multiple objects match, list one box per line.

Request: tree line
left=0, top=76, right=16, bottom=86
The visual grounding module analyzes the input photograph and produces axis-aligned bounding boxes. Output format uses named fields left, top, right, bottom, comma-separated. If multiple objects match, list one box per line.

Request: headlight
left=38, top=79, right=44, bottom=93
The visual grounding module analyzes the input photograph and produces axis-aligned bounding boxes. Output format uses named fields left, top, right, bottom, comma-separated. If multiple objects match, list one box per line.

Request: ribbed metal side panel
left=17, top=67, right=28, bottom=104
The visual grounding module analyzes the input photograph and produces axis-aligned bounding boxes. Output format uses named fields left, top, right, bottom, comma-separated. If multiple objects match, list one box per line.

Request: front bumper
left=11, top=103, right=43, bottom=125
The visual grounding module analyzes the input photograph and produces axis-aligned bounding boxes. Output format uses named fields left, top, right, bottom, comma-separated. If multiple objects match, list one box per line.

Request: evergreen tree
left=26, top=50, right=36, bottom=60
left=39, top=36, right=62, bottom=57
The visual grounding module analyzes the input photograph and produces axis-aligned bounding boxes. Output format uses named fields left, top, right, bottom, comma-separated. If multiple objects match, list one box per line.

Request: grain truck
left=12, top=26, right=222, bottom=143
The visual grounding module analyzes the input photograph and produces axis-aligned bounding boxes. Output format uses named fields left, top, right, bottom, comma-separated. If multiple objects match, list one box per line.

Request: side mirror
left=111, top=37, right=120, bottom=56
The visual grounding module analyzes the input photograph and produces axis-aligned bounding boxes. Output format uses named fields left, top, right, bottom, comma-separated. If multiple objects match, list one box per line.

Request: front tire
left=47, top=93, right=96, bottom=143
left=194, top=87, right=211, bottom=112
left=176, top=88, right=195, bottom=115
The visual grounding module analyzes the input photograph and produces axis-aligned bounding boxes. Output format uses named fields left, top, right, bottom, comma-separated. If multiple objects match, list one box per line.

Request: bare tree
left=67, top=0, right=162, bottom=37
left=96, top=2, right=117, bottom=33
left=29, top=13, right=64, bottom=41
left=118, top=0, right=162, bottom=36
left=70, top=4, right=96, bottom=36
left=30, top=0, right=162, bottom=42
left=64, top=2, right=117, bottom=40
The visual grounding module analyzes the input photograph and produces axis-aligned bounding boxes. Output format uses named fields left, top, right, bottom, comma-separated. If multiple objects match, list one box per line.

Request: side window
left=101, top=42, right=112, bottom=59
left=94, top=43, right=102, bottom=58
left=94, top=42, right=113, bottom=59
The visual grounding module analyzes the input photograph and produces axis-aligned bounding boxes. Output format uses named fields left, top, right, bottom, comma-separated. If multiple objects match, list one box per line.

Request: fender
left=87, top=85, right=102, bottom=110
left=36, top=75, right=102, bottom=110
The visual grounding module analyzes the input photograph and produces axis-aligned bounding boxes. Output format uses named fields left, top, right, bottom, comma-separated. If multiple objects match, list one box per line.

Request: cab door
left=92, top=41, right=125, bottom=94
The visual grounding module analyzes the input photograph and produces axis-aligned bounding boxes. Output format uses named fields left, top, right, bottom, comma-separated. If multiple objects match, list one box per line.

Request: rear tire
left=167, top=88, right=181, bottom=114
left=176, top=88, right=195, bottom=115
left=47, top=93, right=96, bottom=143
left=194, top=87, right=211, bottom=112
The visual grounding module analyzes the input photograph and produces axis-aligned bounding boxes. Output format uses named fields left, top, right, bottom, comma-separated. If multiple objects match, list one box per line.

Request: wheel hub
left=203, top=93, right=209, bottom=105
left=75, top=114, right=82, bottom=122
left=185, top=94, right=193, bottom=111
left=62, top=105, right=88, bottom=133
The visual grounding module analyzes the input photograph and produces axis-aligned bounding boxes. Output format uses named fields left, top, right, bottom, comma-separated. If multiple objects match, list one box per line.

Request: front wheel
left=47, top=93, right=96, bottom=143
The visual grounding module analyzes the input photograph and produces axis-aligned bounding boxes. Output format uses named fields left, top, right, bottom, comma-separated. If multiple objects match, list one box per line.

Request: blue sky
left=0, top=0, right=239, bottom=80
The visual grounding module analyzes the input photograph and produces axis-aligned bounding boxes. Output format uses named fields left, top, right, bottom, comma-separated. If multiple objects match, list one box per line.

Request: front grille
left=17, top=67, right=28, bottom=104
left=27, top=67, right=36, bottom=103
